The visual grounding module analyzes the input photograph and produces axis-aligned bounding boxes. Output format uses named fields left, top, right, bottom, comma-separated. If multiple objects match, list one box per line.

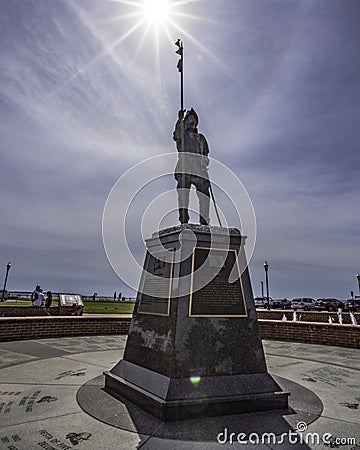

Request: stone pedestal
left=104, top=225, right=289, bottom=421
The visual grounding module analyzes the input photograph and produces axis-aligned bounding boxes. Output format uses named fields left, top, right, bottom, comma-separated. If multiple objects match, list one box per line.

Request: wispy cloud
left=1, top=0, right=359, bottom=297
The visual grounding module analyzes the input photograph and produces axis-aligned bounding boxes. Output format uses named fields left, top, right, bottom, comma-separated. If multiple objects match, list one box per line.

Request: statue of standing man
left=173, top=108, right=210, bottom=225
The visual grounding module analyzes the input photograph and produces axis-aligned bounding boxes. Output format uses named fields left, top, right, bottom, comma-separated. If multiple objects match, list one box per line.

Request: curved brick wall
left=0, top=315, right=359, bottom=348
left=0, top=306, right=79, bottom=317
left=258, top=319, right=359, bottom=348
left=0, top=316, right=131, bottom=342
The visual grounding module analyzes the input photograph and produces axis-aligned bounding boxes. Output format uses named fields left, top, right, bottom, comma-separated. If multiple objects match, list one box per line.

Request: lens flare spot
left=190, top=375, right=201, bottom=384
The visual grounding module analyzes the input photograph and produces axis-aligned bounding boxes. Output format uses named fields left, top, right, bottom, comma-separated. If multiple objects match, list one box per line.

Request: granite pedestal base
left=104, top=225, right=289, bottom=421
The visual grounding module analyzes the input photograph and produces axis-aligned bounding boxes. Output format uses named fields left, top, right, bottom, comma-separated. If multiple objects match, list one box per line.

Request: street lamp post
left=1, top=262, right=11, bottom=302
left=260, top=281, right=264, bottom=298
left=357, top=273, right=360, bottom=296
left=264, top=260, right=270, bottom=310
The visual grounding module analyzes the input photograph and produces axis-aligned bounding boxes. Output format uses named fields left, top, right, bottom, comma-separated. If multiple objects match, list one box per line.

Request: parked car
left=313, top=298, right=343, bottom=311
left=342, top=299, right=360, bottom=312
left=254, top=296, right=273, bottom=308
left=291, top=298, right=316, bottom=311
left=269, top=298, right=292, bottom=309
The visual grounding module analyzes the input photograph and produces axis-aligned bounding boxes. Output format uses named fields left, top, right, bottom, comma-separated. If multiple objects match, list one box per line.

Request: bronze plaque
left=138, top=251, right=173, bottom=316
left=189, top=248, right=247, bottom=317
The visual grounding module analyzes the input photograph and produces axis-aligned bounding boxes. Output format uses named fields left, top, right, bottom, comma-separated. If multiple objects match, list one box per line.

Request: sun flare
left=104, top=0, right=218, bottom=71
left=141, top=0, right=170, bottom=25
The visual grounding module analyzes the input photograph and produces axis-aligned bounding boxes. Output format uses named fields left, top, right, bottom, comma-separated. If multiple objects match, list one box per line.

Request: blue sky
left=1, top=0, right=359, bottom=299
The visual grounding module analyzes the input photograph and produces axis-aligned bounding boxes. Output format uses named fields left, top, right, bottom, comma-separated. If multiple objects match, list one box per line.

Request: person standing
left=44, top=291, right=53, bottom=315
left=31, top=285, right=41, bottom=305
left=32, top=285, right=44, bottom=306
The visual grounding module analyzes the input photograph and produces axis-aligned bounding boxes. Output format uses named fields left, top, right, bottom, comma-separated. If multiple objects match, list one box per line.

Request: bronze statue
left=173, top=108, right=210, bottom=225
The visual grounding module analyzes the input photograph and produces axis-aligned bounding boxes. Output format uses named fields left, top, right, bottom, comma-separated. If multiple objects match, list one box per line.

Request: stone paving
left=0, top=336, right=358, bottom=449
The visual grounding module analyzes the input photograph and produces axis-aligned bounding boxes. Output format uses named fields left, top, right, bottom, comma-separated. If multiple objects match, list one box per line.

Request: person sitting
left=71, top=303, right=84, bottom=316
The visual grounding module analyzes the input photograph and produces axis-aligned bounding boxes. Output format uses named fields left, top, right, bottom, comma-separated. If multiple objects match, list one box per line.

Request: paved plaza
left=0, top=336, right=359, bottom=449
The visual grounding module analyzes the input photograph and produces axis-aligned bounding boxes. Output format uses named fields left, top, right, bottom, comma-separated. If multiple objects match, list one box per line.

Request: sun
left=106, top=0, right=187, bottom=57
left=141, top=0, right=170, bottom=25
left=99, top=0, right=219, bottom=70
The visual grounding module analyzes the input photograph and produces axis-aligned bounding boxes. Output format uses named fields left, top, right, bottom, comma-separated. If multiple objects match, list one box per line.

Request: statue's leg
left=177, top=176, right=190, bottom=224
left=195, top=177, right=210, bottom=225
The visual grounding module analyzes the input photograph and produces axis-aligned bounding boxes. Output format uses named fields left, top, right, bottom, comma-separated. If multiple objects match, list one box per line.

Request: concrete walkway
left=0, top=336, right=359, bottom=449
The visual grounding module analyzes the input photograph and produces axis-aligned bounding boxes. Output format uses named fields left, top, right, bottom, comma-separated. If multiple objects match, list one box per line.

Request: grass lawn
left=0, top=300, right=134, bottom=314
left=83, top=301, right=134, bottom=314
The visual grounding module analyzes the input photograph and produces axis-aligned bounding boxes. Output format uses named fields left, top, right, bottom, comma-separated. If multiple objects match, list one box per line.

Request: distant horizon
left=4, top=284, right=359, bottom=302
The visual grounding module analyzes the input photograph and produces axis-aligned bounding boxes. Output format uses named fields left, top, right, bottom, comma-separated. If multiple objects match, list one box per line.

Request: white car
left=291, top=298, right=316, bottom=311
left=254, top=297, right=273, bottom=308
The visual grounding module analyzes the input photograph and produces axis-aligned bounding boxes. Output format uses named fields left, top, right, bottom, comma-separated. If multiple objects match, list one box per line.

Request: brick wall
left=0, top=306, right=58, bottom=317
left=0, top=306, right=82, bottom=317
left=0, top=316, right=132, bottom=342
left=0, top=315, right=358, bottom=348
left=259, top=320, right=360, bottom=348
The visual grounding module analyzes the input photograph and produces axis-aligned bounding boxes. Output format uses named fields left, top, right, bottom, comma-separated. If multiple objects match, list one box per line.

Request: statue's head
left=184, top=108, right=198, bottom=128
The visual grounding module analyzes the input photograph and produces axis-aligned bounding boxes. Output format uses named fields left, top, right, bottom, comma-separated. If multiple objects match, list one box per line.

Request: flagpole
left=175, top=39, right=184, bottom=113
left=175, top=39, right=185, bottom=222
left=180, top=44, right=184, bottom=113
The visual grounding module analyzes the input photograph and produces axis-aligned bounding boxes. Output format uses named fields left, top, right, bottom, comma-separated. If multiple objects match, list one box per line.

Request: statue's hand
left=178, top=109, right=185, bottom=120
left=201, top=155, right=209, bottom=169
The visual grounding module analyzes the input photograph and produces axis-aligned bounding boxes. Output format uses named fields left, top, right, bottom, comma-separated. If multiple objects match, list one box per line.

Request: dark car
left=314, top=298, right=343, bottom=311
left=343, top=299, right=360, bottom=312
left=270, top=299, right=291, bottom=309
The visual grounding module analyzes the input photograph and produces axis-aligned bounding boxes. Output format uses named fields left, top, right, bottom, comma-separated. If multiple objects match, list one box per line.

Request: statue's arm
left=200, top=134, right=209, bottom=170
left=201, top=134, right=209, bottom=156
